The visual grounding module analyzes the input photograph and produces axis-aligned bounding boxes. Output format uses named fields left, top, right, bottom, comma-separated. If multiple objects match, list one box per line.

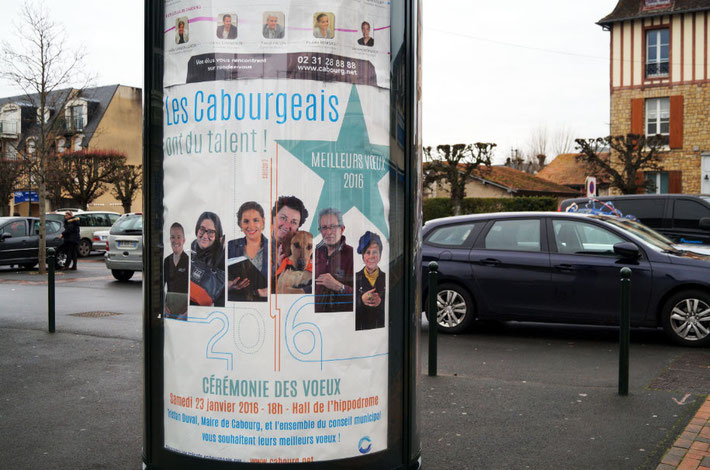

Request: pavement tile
left=656, top=465, right=676, bottom=470
left=671, top=447, right=691, bottom=457
left=702, top=456, right=710, bottom=467
left=678, top=456, right=702, bottom=470
left=701, top=428, right=710, bottom=439
left=663, top=452, right=684, bottom=466
left=677, top=439, right=695, bottom=449
left=688, top=425, right=705, bottom=433
left=691, top=442, right=710, bottom=452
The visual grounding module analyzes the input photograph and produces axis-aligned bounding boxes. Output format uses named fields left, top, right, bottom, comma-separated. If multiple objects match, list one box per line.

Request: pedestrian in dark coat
left=60, top=211, right=81, bottom=270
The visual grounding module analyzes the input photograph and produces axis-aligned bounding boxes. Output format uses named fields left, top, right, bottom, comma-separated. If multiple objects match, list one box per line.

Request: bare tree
left=110, top=164, right=143, bottom=213
left=550, top=125, right=576, bottom=157
left=0, top=1, right=91, bottom=273
left=423, top=143, right=496, bottom=216
left=527, top=125, right=549, bottom=164
left=59, top=150, right=126, bottom=210
left=575, top=134, right=664, bottom=194
left=0, top=160, right=23, bottom=216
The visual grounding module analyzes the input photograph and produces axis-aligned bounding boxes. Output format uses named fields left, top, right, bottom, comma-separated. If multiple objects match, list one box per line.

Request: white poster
left=161, top=0, right=392, bottom=463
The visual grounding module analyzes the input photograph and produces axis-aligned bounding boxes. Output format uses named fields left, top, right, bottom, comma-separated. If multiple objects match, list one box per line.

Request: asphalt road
left=0, top=257, right=707, bottom=469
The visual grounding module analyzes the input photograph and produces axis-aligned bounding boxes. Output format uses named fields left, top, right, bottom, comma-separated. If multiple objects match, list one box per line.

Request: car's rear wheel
left=662, top=290, right=710, bottom=347
left=112, top=269, right=134, bottom=282
left=431, top=283, right=474, bottom=334
left=78, top=239, right=92, bottom=257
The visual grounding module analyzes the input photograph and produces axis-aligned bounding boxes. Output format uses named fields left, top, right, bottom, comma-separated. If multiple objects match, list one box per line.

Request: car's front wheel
left=112, top=269, right=134, bottom=282
left=78, top=239, right=92, bottom=257
left=431, top=283, right=474, bottom=334
left=662, top=290, right=710, bottom=347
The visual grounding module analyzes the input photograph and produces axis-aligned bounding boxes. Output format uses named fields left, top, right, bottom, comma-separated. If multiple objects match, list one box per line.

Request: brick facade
left=610, top=82, right=710, bottom=194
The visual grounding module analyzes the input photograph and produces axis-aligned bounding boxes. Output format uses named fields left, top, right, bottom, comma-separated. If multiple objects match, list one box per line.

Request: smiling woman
left=227, top=201, right=269, bottom=302
left=189, top=211, right=225, bottom=307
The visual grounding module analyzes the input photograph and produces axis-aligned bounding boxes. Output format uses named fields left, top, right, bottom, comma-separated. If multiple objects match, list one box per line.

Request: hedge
left=423, top=197, right=558, bottom=222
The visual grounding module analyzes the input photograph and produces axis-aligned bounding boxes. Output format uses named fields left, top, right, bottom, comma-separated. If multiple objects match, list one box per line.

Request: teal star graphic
left=277, top=85, right=390, bottom=237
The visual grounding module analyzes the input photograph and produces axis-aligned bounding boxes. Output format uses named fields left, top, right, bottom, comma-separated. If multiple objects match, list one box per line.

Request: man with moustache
left=314, top=208, right=353, bottom=312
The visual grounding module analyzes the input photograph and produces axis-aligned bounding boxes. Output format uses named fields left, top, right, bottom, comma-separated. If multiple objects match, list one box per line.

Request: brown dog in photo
left=275, top=230, right=313, bottom=294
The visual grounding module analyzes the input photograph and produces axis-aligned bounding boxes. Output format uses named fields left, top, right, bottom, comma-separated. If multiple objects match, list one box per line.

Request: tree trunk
left=451, top=198, right=462, bottom=216
left=122, top=199, right=131, bottom=214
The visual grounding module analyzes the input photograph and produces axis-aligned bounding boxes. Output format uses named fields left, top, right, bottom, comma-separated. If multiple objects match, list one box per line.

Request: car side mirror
left=1, top=233, right=11, bottom=241
left=699, top=217, right=710, bottom=231
left=613, top=242, right=640, bottom=260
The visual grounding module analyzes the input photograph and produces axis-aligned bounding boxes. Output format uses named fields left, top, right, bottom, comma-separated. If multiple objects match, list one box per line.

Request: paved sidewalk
left=656, top=397, right=710, bottom=470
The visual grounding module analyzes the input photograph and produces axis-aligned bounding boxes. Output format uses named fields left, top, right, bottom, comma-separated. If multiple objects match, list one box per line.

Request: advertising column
left=160, top=0, right=393, bottom=463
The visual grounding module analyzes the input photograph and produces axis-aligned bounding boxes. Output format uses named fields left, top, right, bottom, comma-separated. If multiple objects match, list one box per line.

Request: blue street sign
left=13, top=191, right=39, bottom=203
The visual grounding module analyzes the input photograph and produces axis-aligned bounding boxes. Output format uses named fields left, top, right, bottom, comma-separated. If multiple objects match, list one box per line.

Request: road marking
left=672, top=393, right=691, bottom=405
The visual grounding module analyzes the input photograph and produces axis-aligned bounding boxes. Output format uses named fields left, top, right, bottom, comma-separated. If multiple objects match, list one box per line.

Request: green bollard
left=428, top=261, right=439, bottom=377
left=619, top=267, right=632, bottom=396
left=47, top=248, right=56, bottom=333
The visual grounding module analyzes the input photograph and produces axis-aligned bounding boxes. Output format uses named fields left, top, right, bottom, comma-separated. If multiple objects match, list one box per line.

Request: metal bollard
left=428, top=261, right=439, bottom=377
left=618, top=267, right=632, bottom=396
left=47, top=247, right=56, bottom=333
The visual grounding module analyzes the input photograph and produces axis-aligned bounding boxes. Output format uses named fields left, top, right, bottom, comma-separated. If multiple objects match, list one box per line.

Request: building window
left=71, top=105, right=84, bottom=130
left=646, top=98, right=669, bottom=145
left=644, top=0, right=671, bottom=8
left=56, top=137, right=65, bottom=153
left=645, top=172, right=669, bottom=193
left=72, top=135, right=83, bottom=151
left=646, top=29, right=669, bottom=77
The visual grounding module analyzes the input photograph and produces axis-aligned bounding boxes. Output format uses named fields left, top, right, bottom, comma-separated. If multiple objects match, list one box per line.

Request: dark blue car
left=422, top=212, right=710, bottom=347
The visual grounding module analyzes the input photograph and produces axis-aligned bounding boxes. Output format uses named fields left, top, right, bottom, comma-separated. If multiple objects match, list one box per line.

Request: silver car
left=104, top=213, right=143, bottom=281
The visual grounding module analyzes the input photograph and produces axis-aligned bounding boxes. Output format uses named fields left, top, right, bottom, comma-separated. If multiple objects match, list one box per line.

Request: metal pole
left=47, top=247, right=55, bottom=333
left=618, top=267, right=631, bottom=396
left=428, top=261, right=439, bottom=377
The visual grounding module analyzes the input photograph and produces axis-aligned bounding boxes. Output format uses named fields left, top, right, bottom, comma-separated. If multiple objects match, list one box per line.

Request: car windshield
left=592, top=215, right=677, bottom=251
left=111, top=215, right=143, bottom=235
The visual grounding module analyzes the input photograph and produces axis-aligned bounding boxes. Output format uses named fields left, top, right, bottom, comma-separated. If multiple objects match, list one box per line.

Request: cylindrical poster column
left=143, top=0, right=421, bottom=468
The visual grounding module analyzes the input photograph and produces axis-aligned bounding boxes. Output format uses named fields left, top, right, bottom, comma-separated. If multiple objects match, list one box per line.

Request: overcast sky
left=0, top=0, right=620, bottom=164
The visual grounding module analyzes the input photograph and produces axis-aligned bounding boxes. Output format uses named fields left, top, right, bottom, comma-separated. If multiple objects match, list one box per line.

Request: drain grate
left=70, top=311, right=122, bottom=318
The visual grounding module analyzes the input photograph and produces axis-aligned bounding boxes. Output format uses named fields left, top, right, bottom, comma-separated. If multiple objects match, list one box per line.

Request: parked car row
left=422, top=211, right=710, bottom=347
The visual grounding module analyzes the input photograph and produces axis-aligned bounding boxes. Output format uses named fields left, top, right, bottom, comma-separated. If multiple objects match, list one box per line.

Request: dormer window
left=646, top=29, right=669, bottom=77
left=65, top=99, right=87, bottom=132
left=0, top=103, right=21, bottom=136
left=56, top=137, right=66, bottom=153
left=644, top=0, right=671, bottom=8
left=26, top=138, right=36, bottom=154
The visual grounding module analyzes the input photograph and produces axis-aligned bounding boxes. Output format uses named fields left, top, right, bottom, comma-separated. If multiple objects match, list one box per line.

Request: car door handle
left=480, top=258, right=501, bottom=266
left=554, top=264, right=575, bottom=272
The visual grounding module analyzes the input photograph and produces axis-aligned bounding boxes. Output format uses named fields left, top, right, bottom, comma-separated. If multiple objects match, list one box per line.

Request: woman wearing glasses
left=189, top=211, right=226, bottom=307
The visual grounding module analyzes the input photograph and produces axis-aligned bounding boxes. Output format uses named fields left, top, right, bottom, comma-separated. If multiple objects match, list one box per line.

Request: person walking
left=59, top=211, right=80, bottom=270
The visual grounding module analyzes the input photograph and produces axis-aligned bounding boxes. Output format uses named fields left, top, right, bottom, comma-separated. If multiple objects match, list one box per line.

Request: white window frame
left=645, top=98, right=670, bottom=143
left=645, top=0, right=671, bottom=7
left=646, top=28, right=669, bottom=77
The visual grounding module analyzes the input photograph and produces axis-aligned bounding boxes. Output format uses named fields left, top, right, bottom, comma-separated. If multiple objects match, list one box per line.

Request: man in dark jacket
left=60, top=211, right=80, bottom=270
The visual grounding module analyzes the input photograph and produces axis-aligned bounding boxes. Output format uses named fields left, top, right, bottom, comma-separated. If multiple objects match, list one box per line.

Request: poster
left=161, top=0, right=391, bottom=463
